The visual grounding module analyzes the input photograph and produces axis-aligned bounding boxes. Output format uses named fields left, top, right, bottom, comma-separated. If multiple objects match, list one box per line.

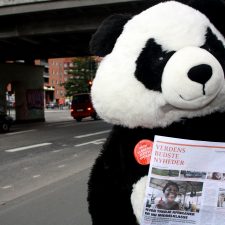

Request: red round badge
left=134, top=139, right=153, bottom=165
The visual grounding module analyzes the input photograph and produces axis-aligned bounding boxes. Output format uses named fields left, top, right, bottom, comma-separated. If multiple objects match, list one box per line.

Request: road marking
left=58, top=164, right=65, bottom=168
left=33, top=174, right=41, bottom=178
left=74, top=130, right=110, bottom=139
left=23, top=167, right=30, bottom=170
left=5, top=143, right=52, bottom=153
left=46, top=121, right=72, bottom=127
left=1, top=185, right=12, bottom=190
left=58, top=124, right=75, bottom=128
left=52, top=149, right=63, bottom=153
left=75, top=138, right=106, bottom=147
left=6, top=129, right=36, bottom=136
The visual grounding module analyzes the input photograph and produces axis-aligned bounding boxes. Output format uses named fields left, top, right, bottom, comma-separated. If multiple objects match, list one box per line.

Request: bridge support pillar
left=0, top=63, right=45, bottom=122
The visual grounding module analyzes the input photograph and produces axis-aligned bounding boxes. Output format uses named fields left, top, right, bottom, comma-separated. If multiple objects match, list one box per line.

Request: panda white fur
left=87, top=1, right=225, bottom=225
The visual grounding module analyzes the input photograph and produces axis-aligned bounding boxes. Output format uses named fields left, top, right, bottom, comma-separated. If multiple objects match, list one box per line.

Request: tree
left=63, top=57, right=97, bottom=96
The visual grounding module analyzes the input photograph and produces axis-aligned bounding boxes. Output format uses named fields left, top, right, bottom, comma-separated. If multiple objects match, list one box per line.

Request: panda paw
left=130, top=176, right=148, bottom=224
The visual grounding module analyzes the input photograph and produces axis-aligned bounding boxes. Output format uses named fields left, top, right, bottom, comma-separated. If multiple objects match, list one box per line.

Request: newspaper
left=141, top=136, right=225, bottom=225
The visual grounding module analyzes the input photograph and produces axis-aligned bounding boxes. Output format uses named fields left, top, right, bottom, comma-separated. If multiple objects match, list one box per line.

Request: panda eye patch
left=135, top=38, right=174, bottom=92
left=204, top=46, right=212, bottom=53
left=201, top=27, right=225, bottom=67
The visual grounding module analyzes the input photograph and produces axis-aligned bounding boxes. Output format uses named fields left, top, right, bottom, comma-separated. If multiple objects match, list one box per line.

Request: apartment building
left=36, top=58, right=74, bottom=106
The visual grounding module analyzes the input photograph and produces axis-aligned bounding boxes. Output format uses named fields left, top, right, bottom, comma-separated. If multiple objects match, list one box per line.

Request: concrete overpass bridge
left=0, top=0, right=152, bottom=61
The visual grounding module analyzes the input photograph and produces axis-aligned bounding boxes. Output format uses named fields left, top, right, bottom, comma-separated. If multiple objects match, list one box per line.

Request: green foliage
left=63, top=57, right=97, bottom=96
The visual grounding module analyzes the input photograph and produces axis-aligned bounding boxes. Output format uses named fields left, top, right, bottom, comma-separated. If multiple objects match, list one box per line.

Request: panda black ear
left=89, top=14, right=132, bottom=57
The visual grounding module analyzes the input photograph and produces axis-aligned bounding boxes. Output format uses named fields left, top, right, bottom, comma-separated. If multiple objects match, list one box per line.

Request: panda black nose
left=188, top=64, right=212, bottom=85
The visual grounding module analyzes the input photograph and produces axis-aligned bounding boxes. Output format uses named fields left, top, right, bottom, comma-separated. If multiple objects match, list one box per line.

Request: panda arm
left=87, top=127, right=140, bottom=225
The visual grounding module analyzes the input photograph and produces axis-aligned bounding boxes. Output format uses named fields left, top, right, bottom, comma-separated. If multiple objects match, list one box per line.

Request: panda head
left=90, top=0, right=225, bottom=129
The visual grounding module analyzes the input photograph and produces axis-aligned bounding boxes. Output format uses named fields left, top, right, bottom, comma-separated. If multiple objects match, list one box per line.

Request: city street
left=0, top=109, right=112, bottom=225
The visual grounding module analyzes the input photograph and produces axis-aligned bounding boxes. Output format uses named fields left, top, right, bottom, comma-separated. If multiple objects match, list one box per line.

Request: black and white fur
left=91, top=1, right=225, bottom=129
left=88, top=1, right=225, bottom=225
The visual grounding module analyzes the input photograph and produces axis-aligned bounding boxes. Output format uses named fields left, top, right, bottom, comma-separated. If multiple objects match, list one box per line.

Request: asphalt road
left=0, top=109, right=112, bottom=225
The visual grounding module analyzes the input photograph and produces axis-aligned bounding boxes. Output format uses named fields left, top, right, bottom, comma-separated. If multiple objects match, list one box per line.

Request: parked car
left=46, top=102, right=59, bottom=109
left=70, top=93, right=99, bottom=122
left=0, top=112, right=13, bottom=132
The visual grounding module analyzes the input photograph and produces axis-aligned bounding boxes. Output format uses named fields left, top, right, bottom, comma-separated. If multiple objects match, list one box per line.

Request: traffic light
left=88, top=80, right=93, bottom=91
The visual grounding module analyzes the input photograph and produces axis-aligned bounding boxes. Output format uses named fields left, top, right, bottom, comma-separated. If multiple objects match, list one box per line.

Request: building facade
left=48, top=57, right=74, bottom=105
left=36, top=57, right=74, bottom=106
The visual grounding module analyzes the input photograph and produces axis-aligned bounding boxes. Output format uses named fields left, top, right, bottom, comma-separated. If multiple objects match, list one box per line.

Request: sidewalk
left=7, top=108, right=72, bottom=123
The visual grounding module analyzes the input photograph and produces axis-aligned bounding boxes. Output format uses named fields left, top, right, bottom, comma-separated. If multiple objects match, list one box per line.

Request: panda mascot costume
left=87, top=0, right=225, bottom=224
